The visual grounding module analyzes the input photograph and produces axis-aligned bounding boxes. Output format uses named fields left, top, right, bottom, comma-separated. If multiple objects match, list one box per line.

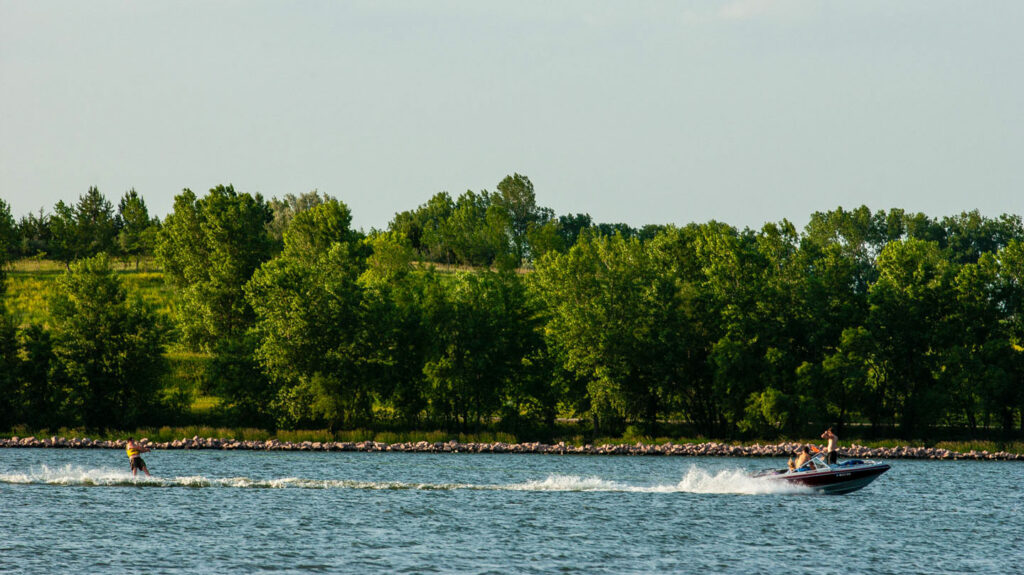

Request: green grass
left=932, top=440, right=1023, bottom=453
left=275, top=429, right=337, bottom=443
left=4, top=258, right=175, bottom=326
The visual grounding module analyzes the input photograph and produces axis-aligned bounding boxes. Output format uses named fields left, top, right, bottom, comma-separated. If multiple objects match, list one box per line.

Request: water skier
left=126, top=438, right=152, bottom=477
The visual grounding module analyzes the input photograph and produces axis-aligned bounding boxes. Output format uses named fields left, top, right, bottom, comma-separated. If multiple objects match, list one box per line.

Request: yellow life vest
left=126, top=445, right=139, bottom=458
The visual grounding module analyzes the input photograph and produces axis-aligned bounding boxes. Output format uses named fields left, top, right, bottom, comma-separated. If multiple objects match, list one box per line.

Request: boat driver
left=793, top=446, right=815, bottom=470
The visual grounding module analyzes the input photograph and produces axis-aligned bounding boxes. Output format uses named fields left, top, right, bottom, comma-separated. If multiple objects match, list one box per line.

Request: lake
left=1, top=449, right=1020, bottom=574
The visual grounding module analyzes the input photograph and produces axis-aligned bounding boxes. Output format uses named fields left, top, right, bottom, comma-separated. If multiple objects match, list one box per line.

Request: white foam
left=0, top=465, right=810, bottom=495
left=506, top=469, right=810, bottom=494
left=0, top=464, right=148, bottom=486
left=509, top=475, right=630, bottom=492
left=672, top=465, right=811, bottom=494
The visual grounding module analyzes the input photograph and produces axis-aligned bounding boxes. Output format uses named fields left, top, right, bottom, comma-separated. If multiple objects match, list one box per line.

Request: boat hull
left=758, top=462, right=891, bottom=495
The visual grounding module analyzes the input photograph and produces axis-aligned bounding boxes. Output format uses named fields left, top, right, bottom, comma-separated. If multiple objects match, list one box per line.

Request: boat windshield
left=792, top=453, right=832, bottom=473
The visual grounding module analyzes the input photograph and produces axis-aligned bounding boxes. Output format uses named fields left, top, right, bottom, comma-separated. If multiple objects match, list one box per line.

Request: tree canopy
left=3, top=179, right=1023, bottom=439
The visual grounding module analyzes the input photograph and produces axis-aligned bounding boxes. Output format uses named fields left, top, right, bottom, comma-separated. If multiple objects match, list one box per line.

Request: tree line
left=1, top=179, right=1023, bottom=439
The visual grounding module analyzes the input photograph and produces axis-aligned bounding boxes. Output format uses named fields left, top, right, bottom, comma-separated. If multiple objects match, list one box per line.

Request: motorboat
left=754, top=453, right=890, bottom=495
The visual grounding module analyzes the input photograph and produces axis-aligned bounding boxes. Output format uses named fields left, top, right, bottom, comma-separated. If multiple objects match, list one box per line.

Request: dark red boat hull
left=778, top=463, right=890, bottom=494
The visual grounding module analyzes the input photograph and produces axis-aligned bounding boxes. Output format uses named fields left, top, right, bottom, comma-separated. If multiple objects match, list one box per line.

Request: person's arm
left=138, top=445, right=151, bottom=454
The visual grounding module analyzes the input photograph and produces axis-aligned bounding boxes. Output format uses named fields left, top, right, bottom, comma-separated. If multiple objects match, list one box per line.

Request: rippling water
left=1, top=449, right=1020, bottom=574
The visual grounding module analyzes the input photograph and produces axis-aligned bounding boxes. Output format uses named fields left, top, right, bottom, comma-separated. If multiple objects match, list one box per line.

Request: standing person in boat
left=821, top=427, right=839, bottom=464
left=126, top=438, right=151, bottom=477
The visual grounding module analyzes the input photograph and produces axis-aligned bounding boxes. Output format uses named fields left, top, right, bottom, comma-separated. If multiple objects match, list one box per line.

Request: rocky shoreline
left=1, top=435, right=1021, bottom=460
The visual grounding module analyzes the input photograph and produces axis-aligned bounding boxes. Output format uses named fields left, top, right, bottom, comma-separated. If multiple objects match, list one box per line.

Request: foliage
left=15, top=209, right=52, bottom=259
left=246, top=200, right=369, bottom=429
left=46, top=254, right=169, bottom=429
left=117, top=189, right=160, bottom=268
left=421, top=270, right=540, bottom=430
left=156, top=185, right=274, bottom=348
left=3, top=183, right=1024, bottom=439
left=266, top=190, right=333, bottom=246
left=0, top=198, right=17, bottom=265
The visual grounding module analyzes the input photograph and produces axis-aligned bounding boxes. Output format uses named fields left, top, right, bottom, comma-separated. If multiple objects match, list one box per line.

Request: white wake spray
left=672, top=465, right=810, bottom=494
left=0, top=464, right=150, bottom=487
left=0, top=465, right=476, bottom=490
left=506, top=467, right=810, bottom=494
left=0, top=464, right=809, bottom=495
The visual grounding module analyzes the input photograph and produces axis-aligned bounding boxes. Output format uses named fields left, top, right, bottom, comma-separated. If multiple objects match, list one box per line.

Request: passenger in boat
left=821, top=427, right=838, bottom=464
left=793, top=446, right=815, bottom=470
left=126, top=438, right=151, bottom=477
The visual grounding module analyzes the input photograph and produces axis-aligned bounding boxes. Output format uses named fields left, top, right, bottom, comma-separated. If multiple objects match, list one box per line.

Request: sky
left=2, top=0, right=1022, bottom=232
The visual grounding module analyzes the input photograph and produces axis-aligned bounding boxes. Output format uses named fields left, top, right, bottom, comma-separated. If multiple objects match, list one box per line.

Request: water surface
left=1, top=449, right=1020, bottom=574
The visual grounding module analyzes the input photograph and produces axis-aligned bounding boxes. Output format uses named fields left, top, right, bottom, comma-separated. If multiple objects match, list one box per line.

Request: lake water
left=1, top=448, right=1020, bottom=574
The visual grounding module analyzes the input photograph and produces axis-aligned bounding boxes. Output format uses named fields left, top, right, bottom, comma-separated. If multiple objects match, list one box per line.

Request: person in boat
left=820, top=427, right=839, bottom=464
left=792, top=446, right=815, bottom=471
left=126, top=438, right=151, bottom=477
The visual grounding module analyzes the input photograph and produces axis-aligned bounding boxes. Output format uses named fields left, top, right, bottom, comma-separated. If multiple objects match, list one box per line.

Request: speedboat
left=754, top=454, right=890, bottom=495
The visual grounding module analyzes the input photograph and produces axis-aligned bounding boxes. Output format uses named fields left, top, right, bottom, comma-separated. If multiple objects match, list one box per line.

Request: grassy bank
left=0, top=426, right=518, bottom=446
left=4, top=257, right=174, bottom=325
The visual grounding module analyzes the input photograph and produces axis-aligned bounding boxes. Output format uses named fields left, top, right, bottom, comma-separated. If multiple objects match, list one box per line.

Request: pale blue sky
left=2, top=1, right=1022, bottom=231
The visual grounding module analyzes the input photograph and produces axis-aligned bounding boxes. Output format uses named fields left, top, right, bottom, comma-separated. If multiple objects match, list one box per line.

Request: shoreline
left=2, top=436, right=1021, bottom=460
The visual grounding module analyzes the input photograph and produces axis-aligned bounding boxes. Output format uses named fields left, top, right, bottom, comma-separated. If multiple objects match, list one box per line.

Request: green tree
left=858, top=239, right=956, bottom=437
left=48, top=254, right=168, bottom=429
left=422, top=270, right=537, bottom=430
left=940, top=211, right=1024, bottom=265
left=356, top=234, right=441, bottom=425
left=13, top=324, right=64, bottom=429
left=0, top=314, right=17, bottom=428
left=594, top=222, right=637, bottom=239
left=49, top=200, right=78, bottom=266
left=75, top=186, right=119, bottom=258
left=281, top=198, right=361, bottom=255
left=444, top=190, right=514, bottom=267
left=0, top=225, right=15, bottom=427
left=556, top=213, right=593, bottom=250
left=534, top=231, right=690, bottom=434
left=936, top=254, right=1015, bottom=433
left=266, top=190, right=332, bottom=246
left=994, top=240, right=1024, bottom=434
left=117, top=189, right=159, bottom=268
left=493, top=173, right=553, bottom=263
left=0, top=199, right=17, bottom=264
left=524, top=219, right=565, bottom=262
left=803, top=205, right=888, bottom=292
left=156, top=185, right=274, bottom=348
left=689, top=222, right=769, bottom=434
left=16, top=209, right=52, bottom=259
left=389, top=192, right=456, bottom=263
left=246, top=200, right=369, bottom=428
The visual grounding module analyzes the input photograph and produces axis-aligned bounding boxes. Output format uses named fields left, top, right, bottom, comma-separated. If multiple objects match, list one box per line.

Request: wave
left=0, top=464, right=809, bottom=495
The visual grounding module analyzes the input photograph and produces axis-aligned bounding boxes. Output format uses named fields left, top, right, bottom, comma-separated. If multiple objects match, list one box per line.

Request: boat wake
left=671, top=465, right=810, bottom=494
left=508, top=466, right=807, bottom=494
left=0, top=464, right=809, bottom=495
